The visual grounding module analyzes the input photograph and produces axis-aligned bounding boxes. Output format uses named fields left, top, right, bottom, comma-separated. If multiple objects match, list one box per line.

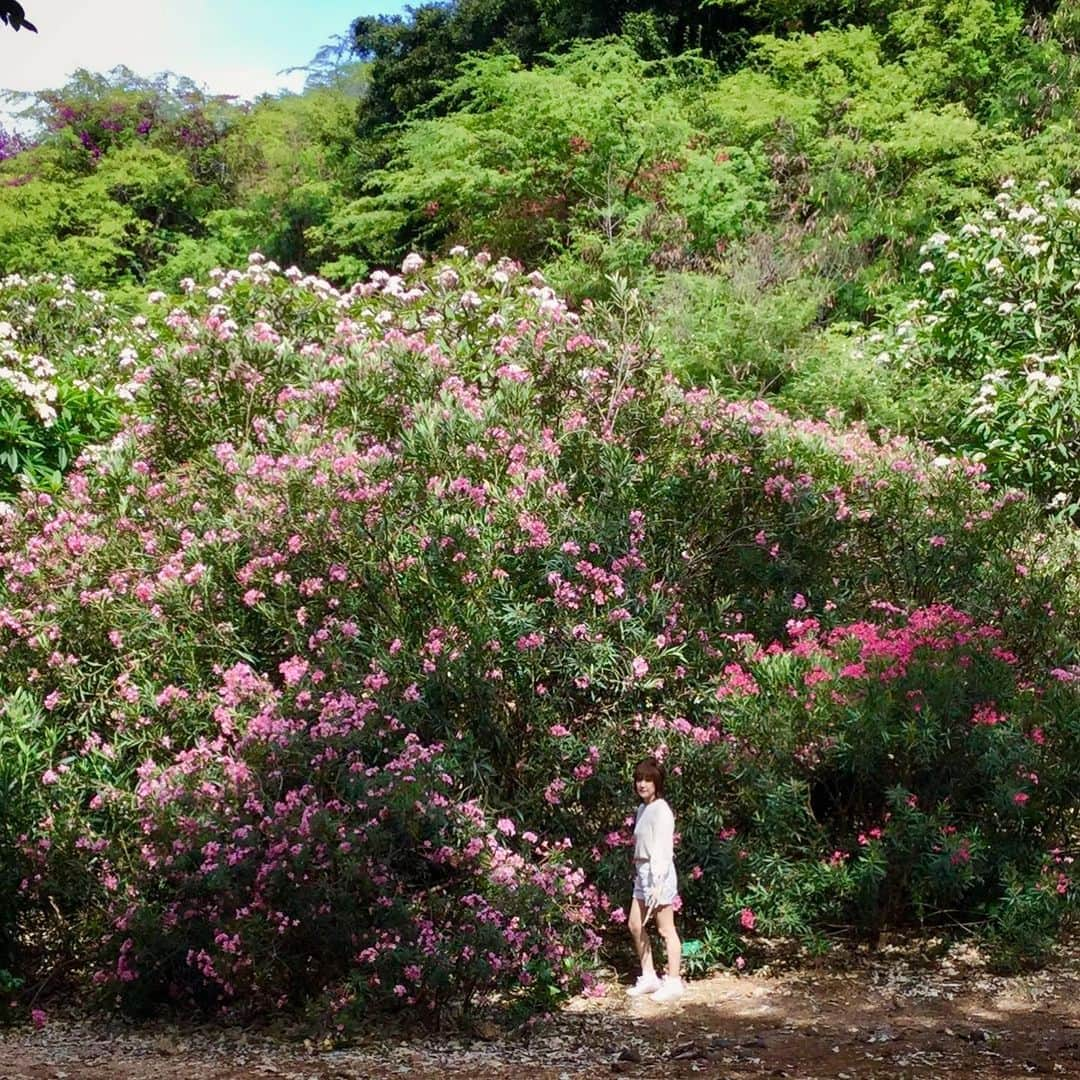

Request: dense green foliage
left=350, top=0, right=737, bottom=133
left=0, top=68, right=363, bottom=292
left=315, top=43, right=770, bottom=294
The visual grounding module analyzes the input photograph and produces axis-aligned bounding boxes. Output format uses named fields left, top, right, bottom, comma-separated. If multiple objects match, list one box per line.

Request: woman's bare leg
left=627, top=898, right=655, bottom=976
left=654, top=904, right=681, bottom=979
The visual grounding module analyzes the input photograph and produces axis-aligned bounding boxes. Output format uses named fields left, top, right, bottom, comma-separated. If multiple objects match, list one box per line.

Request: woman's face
left=635, top=775, right=656, bottom=803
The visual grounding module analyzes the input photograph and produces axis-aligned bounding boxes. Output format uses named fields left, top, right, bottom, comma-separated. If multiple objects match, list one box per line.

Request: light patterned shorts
left=632, top=860, right=679, bottom=907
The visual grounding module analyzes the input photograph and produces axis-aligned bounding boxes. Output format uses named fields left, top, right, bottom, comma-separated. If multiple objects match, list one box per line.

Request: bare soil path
left=4, top=942, right=1080, bottom=1079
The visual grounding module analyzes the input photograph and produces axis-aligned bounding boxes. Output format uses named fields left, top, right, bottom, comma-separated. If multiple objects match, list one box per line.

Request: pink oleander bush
left=1, top=251, right=1078, bottom=1027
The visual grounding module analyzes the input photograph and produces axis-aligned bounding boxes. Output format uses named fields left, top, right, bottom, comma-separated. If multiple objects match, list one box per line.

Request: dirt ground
left=4, top=941, right=1080, bottom=1079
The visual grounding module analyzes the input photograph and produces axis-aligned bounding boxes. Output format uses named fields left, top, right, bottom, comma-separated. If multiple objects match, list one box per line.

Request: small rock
left=868, top=1026, right=898, bottom=1043
left=950, top=1027, right=992, bottom=1043
left=671, top=1041, right=705, bottom=1060
left=708, top=1036, right=737, bottom=1050
left=616, top=1046, right=642, bottom=1063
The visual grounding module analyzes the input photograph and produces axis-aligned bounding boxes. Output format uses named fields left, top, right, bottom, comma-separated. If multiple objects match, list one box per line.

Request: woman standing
left=626, top=756, right=684, bottom=1002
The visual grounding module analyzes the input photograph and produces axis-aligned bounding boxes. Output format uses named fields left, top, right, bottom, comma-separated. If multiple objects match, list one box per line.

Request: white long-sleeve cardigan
left=633, top=797, right=675, bottom=885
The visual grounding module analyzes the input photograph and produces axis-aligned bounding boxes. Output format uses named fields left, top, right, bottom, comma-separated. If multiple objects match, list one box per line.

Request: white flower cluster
left=0, top=354, right=59, bottom=425
left=849, top=178, right=1080, bottom=505
left=971, top=368, right=1009, bottom=417
left=971, top=354, right=1065, bottom=419
left=0, top=274, right=154, bottom=432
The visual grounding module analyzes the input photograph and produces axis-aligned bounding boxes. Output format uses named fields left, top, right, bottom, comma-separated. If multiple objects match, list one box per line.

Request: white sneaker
left=650, top=976, right=685, bottom=1003
left=626, top=972, right=663, bottom=997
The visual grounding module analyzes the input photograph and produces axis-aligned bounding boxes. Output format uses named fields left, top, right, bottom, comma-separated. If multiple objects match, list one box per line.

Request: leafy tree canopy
left=350, top=0, right=735, bottom=132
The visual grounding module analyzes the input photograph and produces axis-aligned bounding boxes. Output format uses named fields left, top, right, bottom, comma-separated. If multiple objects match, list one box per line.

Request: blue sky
left=1, top=0, right=403, bottom=122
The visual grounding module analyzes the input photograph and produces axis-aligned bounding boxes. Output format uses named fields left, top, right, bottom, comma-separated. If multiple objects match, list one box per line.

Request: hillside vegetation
left=1, top=0, right=1079, bottom=1031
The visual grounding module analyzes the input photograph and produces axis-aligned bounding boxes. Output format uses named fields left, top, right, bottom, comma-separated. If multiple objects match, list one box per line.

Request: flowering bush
left=91, top=714, right=603, bottom=1022
left=1, top=252, right=1077, bottom=1026
left=867, top=179, right=1080, bottom=516
left=31, top=70, right=235, bottom=177
left=0, top=126, right=30, bottom=163
left=661, top=603, right=1079, bottom=966
left=0, top=272, right=150, bottom=494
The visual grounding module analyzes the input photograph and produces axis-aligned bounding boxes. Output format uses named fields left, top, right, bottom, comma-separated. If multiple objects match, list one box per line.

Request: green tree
left=351, top=0, right=740, bottom=134
left=0, top=65, right=366, bottom=288
left=316, top=40, right=769, bottom=294
left=155, top=78, right=363, bottom=284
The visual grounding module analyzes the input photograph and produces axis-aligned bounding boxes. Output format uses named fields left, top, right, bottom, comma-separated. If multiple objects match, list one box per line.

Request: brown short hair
left=633, top=756, right=665, bottom=798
